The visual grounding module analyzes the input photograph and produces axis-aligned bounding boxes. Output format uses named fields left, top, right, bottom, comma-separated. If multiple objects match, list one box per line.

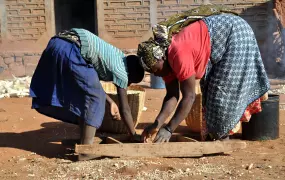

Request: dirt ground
left=0, top=86, right=285, bottom=180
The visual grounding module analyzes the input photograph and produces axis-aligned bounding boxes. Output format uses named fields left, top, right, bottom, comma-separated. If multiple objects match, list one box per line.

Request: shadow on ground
left=0, top=122, right=80, bottom=159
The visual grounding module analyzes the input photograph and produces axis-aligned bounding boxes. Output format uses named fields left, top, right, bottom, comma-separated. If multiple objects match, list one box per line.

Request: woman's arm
left=106, top=94, right=114, bottom=105
left=167, top=75, right=196, bottom=132
left=106, top=93, right=121, bottom=121
left=154, top=79, right=180, bottom=128
left=116, top=86, right=136, bottom=135
left=141, top=79, right=180, bottom=142
left=154, top=75, right=196, bottom=143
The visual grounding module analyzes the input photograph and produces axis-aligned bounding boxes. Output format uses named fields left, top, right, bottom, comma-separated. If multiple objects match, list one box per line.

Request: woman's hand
left=110, top=102, right=121, bottom=120
left=153, top=126, right=172, bottom=143
left=141, top=121, right=160, bottom=143
left=106, top=94, right=120, bottom=120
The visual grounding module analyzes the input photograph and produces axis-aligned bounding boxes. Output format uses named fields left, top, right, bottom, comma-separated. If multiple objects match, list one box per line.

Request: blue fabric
left=29, top=37, right=106, bottom=128
left=201, top=14, right=270, bottom=139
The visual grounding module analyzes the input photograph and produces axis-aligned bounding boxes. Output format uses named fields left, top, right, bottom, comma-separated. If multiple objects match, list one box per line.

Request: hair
left=126, top=55, right=145, bottom=84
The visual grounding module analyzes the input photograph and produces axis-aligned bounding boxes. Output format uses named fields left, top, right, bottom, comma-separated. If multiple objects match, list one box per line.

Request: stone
left=0, top=64, right=8, bottom=69
left=25, top=63, right=37, bottom=76
left=9, top=63, right=26, bottom=77
left=18, top=158, right=27, bottom=162
left=14, top=52, right=25, bottom=57
left=0, top=67, right=4, bottom=73
left=2, top=52, right=14, bottom=58
left=4, top=57, right=14, bottom=65
left=23, top=56, right=40, bottom=65
left=0, top=70, right=13, bottom=80
left=24, top=52, right=35, bottom=56
left=15, top=56, right=23, bottom=63
left=247, top=163, right=254, bottom=170
left=0, top=56, right=8, bottom=69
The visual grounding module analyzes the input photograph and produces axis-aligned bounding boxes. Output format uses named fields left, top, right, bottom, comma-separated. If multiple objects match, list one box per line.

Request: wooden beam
left=0, top=0, right=7, bottom=39
left=105, top=137, right=123, bottom=144
left=176, top=135, right=198, bottom=142
left=75, top=141, right=247, bottom=158
left=61, top=137, right=102, bottom=146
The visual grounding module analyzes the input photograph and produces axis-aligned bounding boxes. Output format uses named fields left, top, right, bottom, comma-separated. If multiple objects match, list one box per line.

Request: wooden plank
left=105, top=137, right=123, bottom=144
left=61, top=137, right=102, bottom=146
left=104, top=134, right=198, bottom=143
left=269, top=78, right=285, bottom=85
left=105, top=134, right=130, bottom=142
left=176, top=135, right=198, bottom=142
left=102, top=134, right=199, bottom=143
left=75, top=141, right=247, bottom=158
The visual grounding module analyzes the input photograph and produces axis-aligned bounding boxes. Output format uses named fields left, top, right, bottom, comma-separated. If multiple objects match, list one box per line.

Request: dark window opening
left=54, top=0, right=97, bottom=34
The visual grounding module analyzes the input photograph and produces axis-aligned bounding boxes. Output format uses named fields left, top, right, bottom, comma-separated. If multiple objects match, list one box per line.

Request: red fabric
left=240, top=98, right=262, bottom=122
left=163, top=20, right=211, bottom=83
left=201, top=98, right=262, bottom=140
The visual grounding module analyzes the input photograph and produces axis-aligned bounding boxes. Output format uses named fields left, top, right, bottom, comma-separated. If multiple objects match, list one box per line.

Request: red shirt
left=163, top=20, right=211, bottom=83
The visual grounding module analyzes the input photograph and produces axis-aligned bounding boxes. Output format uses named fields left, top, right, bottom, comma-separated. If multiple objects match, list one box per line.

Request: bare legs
left=79, top=120, right=96, bottom=144
left=77, top=119, right=97, bottom=161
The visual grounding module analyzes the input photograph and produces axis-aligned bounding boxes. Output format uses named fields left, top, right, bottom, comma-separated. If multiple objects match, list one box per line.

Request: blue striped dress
left=72, top=28, right=128, bottom=89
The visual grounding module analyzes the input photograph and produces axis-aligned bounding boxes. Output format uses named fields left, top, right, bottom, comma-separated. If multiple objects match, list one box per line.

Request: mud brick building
left=0, top=0, right=280, bottom=79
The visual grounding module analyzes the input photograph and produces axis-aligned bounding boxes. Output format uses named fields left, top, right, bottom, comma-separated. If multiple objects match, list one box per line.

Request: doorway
left=54, top=0, right=97, bottom=34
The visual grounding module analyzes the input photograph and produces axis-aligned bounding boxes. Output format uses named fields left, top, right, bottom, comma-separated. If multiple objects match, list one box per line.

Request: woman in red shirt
left=137, top=14, right=270, bottom=142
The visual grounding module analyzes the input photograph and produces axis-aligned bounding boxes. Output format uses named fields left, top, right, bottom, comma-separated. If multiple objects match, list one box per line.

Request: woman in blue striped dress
left=29, top=29, right=145, bottom=160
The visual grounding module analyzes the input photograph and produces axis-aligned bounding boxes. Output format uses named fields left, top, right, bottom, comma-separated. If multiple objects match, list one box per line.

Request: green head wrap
left=137, top=38, right=166, bottom=72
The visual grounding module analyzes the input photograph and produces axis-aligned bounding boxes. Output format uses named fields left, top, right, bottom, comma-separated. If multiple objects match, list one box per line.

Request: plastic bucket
left=242, top=94, right=280, bottom=141
left=150, top=74, right=165, bottom=89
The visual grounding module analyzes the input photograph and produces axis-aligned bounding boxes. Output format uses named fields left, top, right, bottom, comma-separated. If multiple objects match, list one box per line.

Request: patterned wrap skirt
left=29, top=37, right=106, bottom=128
left=201, top=14, right=270, bottom=139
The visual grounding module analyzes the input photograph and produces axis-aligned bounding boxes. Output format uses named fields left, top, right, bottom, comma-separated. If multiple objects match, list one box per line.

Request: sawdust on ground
left=0, top=87, right=285, bottom=180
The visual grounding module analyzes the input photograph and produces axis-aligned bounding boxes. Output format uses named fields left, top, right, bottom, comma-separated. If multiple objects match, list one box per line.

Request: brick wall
left=98, top=0, right=274, bottom=49
left=5, top=0, right=46, bottom=41
left=98, top=0, right=275, bottom=76
left=0, top=0, right=277, bottom=79
left=157, top=0, right=272, bottom=44
left=0, top=51, right=41, bottom=79
left=99, top=0, right=152, bottom=49
left=0, top=0, right=54, bottom=79
left=104, top=0, right=151, bottom=38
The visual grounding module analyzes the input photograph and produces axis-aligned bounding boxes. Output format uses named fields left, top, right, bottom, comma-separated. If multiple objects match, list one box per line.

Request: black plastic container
left=242, top=94, right=280, bottom=141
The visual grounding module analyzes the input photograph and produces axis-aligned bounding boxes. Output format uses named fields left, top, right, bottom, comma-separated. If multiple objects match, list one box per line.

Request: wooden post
left=95, top=0, right=105, bottom=38
left=45, top=0, right=55, bottom=36
left=0, top=0, right=6, bottom=40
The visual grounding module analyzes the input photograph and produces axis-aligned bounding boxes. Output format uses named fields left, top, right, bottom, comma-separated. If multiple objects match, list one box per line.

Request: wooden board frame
left=72, top=134, right=247, bottom=158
